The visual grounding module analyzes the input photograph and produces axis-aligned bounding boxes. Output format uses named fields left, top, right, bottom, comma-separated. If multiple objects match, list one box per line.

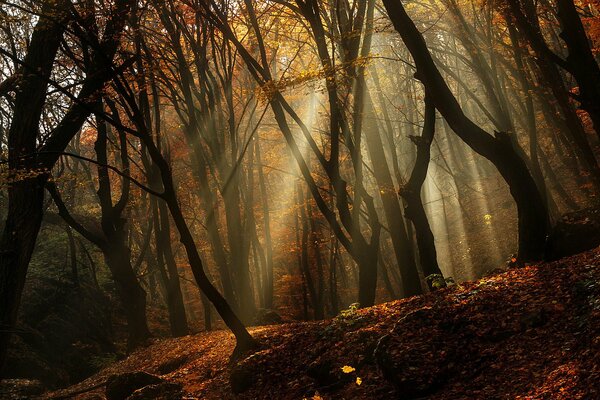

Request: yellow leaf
left=483, top=214, right=492, bottom=225
left=341, top=365, right=355, bottom=373
left=356, top=377, right=362, bottom=385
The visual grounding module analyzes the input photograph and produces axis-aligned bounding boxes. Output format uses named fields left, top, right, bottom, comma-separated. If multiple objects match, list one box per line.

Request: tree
left=382, top=0, right=550, bottom=262
left=400, top=93, right=445, bottom=289
left=105, top=55, right=258, bottom=357
left=46, top=103, right=153, bottom=349
left=0, top=0, right=134, bottom=372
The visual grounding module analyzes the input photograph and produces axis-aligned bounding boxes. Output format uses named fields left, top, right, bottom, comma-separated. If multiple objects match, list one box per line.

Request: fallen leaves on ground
left=46, top=248, right=600, bottom=399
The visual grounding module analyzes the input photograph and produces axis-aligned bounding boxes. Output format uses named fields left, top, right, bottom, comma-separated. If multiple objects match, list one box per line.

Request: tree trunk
left=140, top=129, right=257, bottom=358
left=383, top=0, right=549, bottom=261
left=65, top=226, right=79, bottom=287
left=254, top=138, right=274, bottom=309
left=156, top=199, right=189, bottom=337
left=400, top=94, right=445, bottom=290
left=297, top=185, right=320, bottom=320
left=0, top=181, right=46, bottom=375
left=0, top=0, right=68, bottom=372
left=104, top=246, right=151, bottom=350
left=363, top=90, right=422, bottom=296
left=556, top=0, right=600, bottom=139
left=503, top=1, right=600, bottom=187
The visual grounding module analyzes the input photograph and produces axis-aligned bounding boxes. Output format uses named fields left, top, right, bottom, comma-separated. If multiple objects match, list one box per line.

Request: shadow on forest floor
left=18, top=247, right=600, bottom=399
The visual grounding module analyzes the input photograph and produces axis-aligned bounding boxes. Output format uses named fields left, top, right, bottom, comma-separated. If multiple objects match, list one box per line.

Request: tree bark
left=363, top=89, right=422, bottom=297
left=0, top=0, right=68, bottom=373
left=0, top=0, right=134, bottom=373
left=155, top=198, right=190, bottom=337
left=134, top=117, right=257, bottom=358
left=400, top=94, right=445, bottom=289
left=383, top=0, right=549, bottom=261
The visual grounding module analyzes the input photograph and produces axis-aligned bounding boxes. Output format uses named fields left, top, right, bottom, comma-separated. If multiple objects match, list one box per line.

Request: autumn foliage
left=46, top=247, right=600, bottom=399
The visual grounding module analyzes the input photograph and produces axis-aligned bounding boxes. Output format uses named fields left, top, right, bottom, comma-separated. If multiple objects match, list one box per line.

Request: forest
left=0, top=0, right=599, bottom=398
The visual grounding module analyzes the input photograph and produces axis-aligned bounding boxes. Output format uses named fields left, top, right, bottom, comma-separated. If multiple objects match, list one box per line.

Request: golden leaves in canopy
left=256, top=55, right=374, bottom=102
left=0, top=166, right=50, bottom=188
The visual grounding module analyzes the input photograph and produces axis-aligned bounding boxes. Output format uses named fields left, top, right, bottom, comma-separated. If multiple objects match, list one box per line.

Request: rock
left=126, top=382, right=183, bottom=400
left=252, top=308, right=283, bottom=326
left=105, top=371, right=164, bottom=400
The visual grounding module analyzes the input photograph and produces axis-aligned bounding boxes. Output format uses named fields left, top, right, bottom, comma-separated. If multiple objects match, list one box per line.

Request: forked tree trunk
left=555, top=0, right=600, bottom=141
left=363, top=90, right=422, bottom=297
left=400, top=94, right=445, bottom=290
left=0, top=0, right=68, bottom=373
left=136, top=121, right=257, bottom=358
left=0, top=0, right=133, bottom=372
left=383, top=0, right=549, bottom=261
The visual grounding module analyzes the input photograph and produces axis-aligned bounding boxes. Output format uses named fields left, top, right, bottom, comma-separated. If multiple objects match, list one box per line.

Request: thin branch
left=4, top=151, right=165, bottom=198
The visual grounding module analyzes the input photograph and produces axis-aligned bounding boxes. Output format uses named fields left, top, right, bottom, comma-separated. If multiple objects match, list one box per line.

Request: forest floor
left=43, top=247, right=600, bottom=400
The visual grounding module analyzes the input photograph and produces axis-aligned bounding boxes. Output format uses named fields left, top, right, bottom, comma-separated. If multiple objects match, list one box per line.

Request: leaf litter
left=46, top=247, right=600, bottom=399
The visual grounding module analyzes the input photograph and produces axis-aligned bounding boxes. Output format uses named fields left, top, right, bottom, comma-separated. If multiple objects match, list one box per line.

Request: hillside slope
left=45, top=248, right=600, bottom=399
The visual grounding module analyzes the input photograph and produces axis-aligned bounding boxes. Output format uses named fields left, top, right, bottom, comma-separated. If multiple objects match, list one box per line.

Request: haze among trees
left=0, top=0, right=599, bottom=396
